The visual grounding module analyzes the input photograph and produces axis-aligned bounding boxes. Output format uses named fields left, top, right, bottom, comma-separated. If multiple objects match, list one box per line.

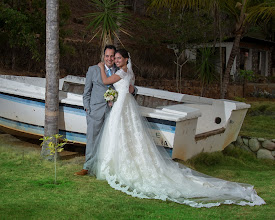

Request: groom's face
left=104, top=48, right=115, bottom=68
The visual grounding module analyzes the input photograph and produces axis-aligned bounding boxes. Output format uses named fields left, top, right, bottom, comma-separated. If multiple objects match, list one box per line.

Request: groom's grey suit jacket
left=83, top=65, right=110, bottom=120
left=83, top=65, right=112, bottom=170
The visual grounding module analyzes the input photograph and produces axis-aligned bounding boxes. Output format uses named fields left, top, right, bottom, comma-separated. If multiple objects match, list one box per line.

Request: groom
left=75, top=45, right=135, bottom=176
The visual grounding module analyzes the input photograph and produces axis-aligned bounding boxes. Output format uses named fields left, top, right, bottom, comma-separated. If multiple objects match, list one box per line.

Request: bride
left=87, top=48, right=265, bottom=208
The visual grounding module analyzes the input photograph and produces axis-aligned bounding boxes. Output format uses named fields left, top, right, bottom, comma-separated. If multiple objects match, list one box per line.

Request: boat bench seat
left=195, top=127, right=226, bottom=141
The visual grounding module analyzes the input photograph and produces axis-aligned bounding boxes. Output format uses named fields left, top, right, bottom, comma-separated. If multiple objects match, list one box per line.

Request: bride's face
left=115, top=53, right=128, bottom=68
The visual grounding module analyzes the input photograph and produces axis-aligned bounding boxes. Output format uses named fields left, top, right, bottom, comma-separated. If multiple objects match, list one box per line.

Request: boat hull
left=0, top=92, right=176, bottom=155
left=0, top=75, right=250, bottom=160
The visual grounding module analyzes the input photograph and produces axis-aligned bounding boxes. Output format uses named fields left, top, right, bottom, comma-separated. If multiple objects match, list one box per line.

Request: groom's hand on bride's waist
left=129, top=85, right=134, bottom=94
left=129, top=85, right=138, bottom=96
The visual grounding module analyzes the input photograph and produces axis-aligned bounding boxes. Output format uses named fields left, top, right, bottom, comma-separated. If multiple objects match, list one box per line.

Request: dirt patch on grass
left=0, top=133, right=41, bottom=152
left=0, top=132, right=84, bottom=160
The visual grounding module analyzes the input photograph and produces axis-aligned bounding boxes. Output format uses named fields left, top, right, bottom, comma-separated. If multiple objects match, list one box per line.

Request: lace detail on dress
left=115, top=69, right=127, bottom=79
left=89, top=68, right=266, bottom=208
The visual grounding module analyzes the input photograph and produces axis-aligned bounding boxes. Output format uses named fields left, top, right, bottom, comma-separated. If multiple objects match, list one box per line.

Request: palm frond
left=113, top=31, right=126, bottom=48
left=247, top=2, right=275, bottom=23
left=86, top=0, right=129, bottom=46
left=224, top=1, right=241, bottom=22
left=88, top=28, right=101, bottom=43
left=119, top=27, right=132, bottom=36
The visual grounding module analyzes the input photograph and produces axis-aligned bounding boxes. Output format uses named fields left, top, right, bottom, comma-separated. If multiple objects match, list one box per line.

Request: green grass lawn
left=0, top=100, right=274, bottom=219
left=239, top=100, right=275, bottom=139
left=0, top=136, right=274, bottom=220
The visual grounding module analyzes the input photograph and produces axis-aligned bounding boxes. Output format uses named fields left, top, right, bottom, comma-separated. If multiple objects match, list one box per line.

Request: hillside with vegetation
left=0, top=0, right=274, bottom=95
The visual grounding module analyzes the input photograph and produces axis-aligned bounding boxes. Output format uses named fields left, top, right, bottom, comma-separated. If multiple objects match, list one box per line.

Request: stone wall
left=227, top=136, right=275, bottom=160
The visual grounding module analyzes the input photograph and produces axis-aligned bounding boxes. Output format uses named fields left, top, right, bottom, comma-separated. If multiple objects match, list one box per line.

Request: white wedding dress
left=89, top=64, right=265, bottom=208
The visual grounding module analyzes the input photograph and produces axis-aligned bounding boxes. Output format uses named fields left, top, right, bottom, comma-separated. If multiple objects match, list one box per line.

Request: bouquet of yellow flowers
left=104, top=88, right=118, bottom=107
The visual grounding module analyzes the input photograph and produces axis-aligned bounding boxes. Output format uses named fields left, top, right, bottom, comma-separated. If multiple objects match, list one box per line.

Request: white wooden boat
left=0, top=75, right=250, bottom=160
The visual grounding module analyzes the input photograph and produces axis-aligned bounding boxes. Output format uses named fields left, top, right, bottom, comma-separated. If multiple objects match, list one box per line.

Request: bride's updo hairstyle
left=115, top=49, right=129, bottom=59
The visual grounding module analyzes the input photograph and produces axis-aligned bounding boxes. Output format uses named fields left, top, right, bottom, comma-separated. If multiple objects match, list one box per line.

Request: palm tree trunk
left=221, top=33, right=242, bottom=98
left=113, top=0, right=124, bottom=48
left=176, top=56, right=179, bottom=92
left=218, top=13, right=223, bottom=98
left=212, top=4, right=218, bottom=51
left=11, top=48, right=16, bottom=71
left=41, top=0, right=60, bottom=160
left=221, top=0, right=247, bottom=98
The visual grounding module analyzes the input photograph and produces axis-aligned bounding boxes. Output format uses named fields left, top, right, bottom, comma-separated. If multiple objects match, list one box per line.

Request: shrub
left=233, top=96, right=247, bottom=102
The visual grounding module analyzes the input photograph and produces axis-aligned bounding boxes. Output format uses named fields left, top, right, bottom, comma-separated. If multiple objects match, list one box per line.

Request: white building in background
left=185, top=37, right=275, bottom=78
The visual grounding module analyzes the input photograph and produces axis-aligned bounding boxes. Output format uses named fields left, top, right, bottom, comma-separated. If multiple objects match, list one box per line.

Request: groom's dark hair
left=104, top=45, right=116, bottom=54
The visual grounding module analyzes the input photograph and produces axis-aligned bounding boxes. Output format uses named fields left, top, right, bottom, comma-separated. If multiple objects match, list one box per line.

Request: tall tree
left=0, top=1, right=45, bottom=69
left=41, top=0, right=60, bottom=160
left=0, top=0, right=70, bottom=72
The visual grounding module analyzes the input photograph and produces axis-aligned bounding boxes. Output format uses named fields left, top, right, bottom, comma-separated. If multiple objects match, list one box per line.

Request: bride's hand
left=98, top=62, right=104, bottom=69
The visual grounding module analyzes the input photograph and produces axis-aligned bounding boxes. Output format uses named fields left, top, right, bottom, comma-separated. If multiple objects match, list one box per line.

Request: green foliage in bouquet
left=104, top=88, right=118, bottom=102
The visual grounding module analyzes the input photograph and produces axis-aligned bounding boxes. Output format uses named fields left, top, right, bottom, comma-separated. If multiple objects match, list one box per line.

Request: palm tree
left=41, top=0, right=60, bottom=160
left=86, top=0, right=130, bottom=58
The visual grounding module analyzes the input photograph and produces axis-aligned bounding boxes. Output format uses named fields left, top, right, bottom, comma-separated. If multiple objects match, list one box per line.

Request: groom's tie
left=106, top=68, right=112, bottom=77
left=106, top=68, right=112, bottom=87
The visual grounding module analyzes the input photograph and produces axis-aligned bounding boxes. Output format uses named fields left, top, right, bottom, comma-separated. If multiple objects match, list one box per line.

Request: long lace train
left=88, top=68, right=265, bottom=208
